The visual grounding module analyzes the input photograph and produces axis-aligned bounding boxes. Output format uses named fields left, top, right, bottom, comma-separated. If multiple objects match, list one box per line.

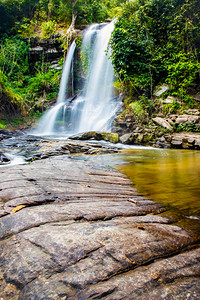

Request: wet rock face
left=28, top=37, right=63, bottom=67
left=0, top=156, right=199, bottom=299
left=28, top=140, right=119, bottom=161
left=0, top=129, right=13, bottom=141
left=0, top=152, right=11, bottom=165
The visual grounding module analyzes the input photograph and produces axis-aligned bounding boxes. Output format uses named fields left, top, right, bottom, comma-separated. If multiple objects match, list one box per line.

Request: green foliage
left=0, top=34, right=61, bottom=115
left=129, top=101, right=144, bottom=117
left=0, top=36, right=29, bottom=81
left=108, top=6, right=123, bottom=18
left=111, top=18, right=152, bottom=90
left=175, top=123, right=200, bottom=133
left=138, top=94, right=155, bottom=115
left=0, top=122, right=6, bottom=129
left=128, top=100, right=149, bottom=123
left=0, top=70, right=24, bottom=113
left=166, top=53, right=200, bottom=101
left=126, top=94, right=155, bottom=124
left=0, top=115, right=25, bottom=129
left=27, top=63, right=60, bottom=97
left=18, top=18, right=38, bottom=37
left=0, top=0, right=125, bottom=36
left=41, top=20, right=56, bottom=38
left=111, top=0, right=200, bottom=100
left=0, top=0, right=39, bottom=35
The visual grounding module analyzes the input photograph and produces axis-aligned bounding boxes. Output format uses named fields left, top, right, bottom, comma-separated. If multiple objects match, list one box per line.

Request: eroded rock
left=0, top=156, right=199, bottom=299
left=176, top=115, right=200, bottom=125
left=170, top=132, right=200, bottom=149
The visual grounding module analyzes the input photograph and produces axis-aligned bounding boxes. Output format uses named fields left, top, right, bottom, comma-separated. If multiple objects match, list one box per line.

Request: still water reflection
left=117, top=149, right=200, bottom=219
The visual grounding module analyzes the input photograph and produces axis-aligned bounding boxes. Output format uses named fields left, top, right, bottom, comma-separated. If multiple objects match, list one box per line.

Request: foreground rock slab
left=0, top=156, right=199, bottom=299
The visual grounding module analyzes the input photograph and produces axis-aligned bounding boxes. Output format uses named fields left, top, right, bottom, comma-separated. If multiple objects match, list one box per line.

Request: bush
left=166, top=53, right=200, bottom=101
left=0, top=36, right=29, bottom=81
left=0, top=70, right=24, bottom=114
left=41, top=20, right=57, bottom=38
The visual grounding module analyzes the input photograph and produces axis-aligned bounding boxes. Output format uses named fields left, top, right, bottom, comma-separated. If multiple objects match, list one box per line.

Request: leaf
left=10, top=205, right=26, bottom=214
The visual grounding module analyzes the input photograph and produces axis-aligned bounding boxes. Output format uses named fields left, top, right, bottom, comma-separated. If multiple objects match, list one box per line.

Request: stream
left=1, top=133, right=199, bottom=231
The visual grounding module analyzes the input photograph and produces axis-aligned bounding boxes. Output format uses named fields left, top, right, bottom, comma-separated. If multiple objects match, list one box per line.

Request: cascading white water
left=57, top=41, right=76, bottom=104
left=34, top=41, right=76, bottom=135
left=33, top=21, right=120, bottom=136
left=74, top=21, right=120, bottom=133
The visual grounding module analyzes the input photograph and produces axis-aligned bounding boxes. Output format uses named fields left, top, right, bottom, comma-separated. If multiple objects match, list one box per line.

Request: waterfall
left=33, top=21, right=120, bottom=136
left=34, top=41, right=76, bottom=135
left=57, top=41, right=76, bottom=104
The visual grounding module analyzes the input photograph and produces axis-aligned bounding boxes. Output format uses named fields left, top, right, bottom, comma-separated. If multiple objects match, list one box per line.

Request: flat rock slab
left=0, top=156, right=199, bottom=299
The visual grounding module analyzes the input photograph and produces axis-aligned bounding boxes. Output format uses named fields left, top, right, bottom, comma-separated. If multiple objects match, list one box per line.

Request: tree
left=111, top=0, right=200, bottom=99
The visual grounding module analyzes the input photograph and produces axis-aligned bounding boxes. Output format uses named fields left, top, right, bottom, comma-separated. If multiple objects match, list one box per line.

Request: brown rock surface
left=169, top=132, right=200, bottom=149
left=0, top=155, right=199, bottom=299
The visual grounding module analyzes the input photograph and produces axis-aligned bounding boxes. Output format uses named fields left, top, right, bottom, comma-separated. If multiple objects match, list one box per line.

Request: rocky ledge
left=114, top=107, right=200, bottom=149
left=120, top=131, right=200, bottom=149
left=26, top=139, right=119, bottom=162
left=0, top=155, right=199, bottom=299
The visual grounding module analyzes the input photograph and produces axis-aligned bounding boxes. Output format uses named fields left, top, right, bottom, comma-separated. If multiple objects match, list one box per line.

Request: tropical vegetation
left=0, top=0, right=199, bottom=129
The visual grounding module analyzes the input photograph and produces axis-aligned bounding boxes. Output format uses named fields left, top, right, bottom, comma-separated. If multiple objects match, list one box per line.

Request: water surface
left=116, top=148, right=200, bottom=219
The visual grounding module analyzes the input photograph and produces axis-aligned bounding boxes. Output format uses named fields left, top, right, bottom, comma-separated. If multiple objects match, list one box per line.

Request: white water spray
left=33, top=21, right=120, bottom=136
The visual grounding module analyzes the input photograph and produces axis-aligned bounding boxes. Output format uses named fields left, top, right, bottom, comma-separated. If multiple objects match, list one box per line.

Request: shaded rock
left=119, top=133, right=143, bottom=145
left=28, top=36, right=63, bottom=67
left=152, top=117, right=173, bottom=131
left=0, top=152, right=11, bottom=165
left=120, top=132, right=156, bottom=146
left=168, top=114, right=178, bottom=122
left=155, top=136, right=170, bottom=148
left=0, top=129, right=13, bottom=141
left=0, top=129, right=12, bottom=136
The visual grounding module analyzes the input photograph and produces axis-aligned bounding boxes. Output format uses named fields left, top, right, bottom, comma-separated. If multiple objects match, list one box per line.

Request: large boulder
left=152, top=117, right=173, bottom=131
left=69, top=131, right=119, bottom=143
left=119, top=133, right=133, bottom=144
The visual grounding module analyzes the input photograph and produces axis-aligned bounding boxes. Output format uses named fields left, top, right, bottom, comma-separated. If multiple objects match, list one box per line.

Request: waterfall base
left=33, top=21, right=121, bottom=137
